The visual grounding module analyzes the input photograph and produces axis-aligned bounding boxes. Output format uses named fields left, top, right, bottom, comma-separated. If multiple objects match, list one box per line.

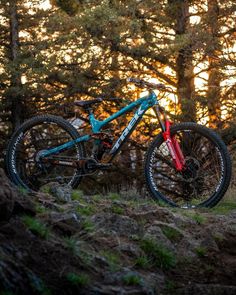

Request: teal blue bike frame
left=41, top=91, right=159, bottom=161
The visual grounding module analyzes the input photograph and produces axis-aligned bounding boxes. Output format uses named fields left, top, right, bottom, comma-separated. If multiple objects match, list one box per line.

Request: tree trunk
left=9, top=0, right=24, bottom=130
left=174, top=0, right=196, bottom=122
left=207, top=0, right=222, bottom=129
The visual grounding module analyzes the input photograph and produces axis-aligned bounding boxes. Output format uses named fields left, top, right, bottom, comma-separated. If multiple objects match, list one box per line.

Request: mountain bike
left=6, top=78, right=232, bottom=208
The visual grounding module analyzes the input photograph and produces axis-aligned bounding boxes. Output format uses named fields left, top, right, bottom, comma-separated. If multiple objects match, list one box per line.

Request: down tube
left=109, top=105, right=147, bottom=161
left=41, top=135, right=90, bottom=157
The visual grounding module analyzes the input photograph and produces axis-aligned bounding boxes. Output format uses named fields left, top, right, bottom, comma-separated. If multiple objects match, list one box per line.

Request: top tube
left=89, top=93, right=156, bottom=133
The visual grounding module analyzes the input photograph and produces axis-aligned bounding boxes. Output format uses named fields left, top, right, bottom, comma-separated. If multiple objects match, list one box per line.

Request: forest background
left=0, top=0, right=235, bottom=194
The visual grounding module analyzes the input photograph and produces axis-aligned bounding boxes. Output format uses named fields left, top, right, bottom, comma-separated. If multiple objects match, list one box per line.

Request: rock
left=40, top=182, right=72, bottom=203
left=91, top=213, right=140, bottom=236
left=0, top=169, right=35, bottom=223
left=144, top=225, right=176, bottom=252
left=0, top=169, right=15, bottom=222
left=176, top=284, right=236, bottom=295
left=115, top=242, right=143, bottom=258
left=43, top=212, right=81, bottom=236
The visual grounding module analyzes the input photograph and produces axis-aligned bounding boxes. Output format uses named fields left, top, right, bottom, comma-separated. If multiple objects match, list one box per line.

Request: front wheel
left=145, top=123, right=232, bottom=208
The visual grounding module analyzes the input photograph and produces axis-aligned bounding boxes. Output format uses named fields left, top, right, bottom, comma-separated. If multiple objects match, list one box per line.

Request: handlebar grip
left=127, top=77, right=166, bottom=90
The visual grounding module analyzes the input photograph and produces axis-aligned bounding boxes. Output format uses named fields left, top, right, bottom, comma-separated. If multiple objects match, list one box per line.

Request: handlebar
left=127, top=77, right=166, bottom=90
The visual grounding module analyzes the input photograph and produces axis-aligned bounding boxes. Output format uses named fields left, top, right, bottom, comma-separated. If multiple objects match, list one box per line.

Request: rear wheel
left=6, top=115, right=85, bottom=191
left=145, top=123, right=232, bottom=208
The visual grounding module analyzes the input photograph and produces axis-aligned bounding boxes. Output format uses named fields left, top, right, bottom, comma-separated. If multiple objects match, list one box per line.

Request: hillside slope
left=0, top=169, right=236, bottom=295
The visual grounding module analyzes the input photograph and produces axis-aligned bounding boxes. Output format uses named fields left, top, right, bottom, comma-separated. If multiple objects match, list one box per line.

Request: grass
left=204, top=264, right=215, bottom=274
left=192, top=213, right=207, bottom=224
left=213, top=232, right=224, bottom=243
left=111, top=205, right=124, bottom=215
left=107, top=192, right=121, bottom=201
left=140, top=238, right=176, bottom=270
left=64, top=237, right=78, bottom=255
left=77, top=205, right=95, bottom=216
left=28, top=273, right=51, bottom=295
left=22, top=216, right=49, bottom=239
left=195, top=246, right=207, bottom=258
left=100, top=250, right=121, bottom=272
left=122, top=273, right=142, bottom=286
left=81, top=219, right=95, bottom=232
left=18, top=186, right=29, bottom=196
left=162, top=226, right=182, bottom=241
left=66, top=272, right=89, bottom=287
left=35, top=204, right=48, bottom=214
left=164, top=280, right=177, bottom=294
left=134, top=255, right=152, bottom=269
left=184, top=212, right=207, bottom=224
left=71, top=189, right=84, bottom=201
left=211, top=200, right=236, bottom=214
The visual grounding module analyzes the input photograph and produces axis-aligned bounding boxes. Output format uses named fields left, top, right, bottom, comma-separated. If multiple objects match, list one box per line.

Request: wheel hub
left=181, top=157, right=200, bottom=182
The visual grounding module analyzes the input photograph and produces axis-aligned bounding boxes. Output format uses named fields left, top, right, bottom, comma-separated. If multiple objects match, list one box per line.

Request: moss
left=22, top=216, right=49, bottom=239
left=140, top=238, right=176, bottom=270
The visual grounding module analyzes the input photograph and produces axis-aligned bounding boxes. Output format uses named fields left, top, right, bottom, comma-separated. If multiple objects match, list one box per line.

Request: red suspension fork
left=162, top=120, right=185, bottom=171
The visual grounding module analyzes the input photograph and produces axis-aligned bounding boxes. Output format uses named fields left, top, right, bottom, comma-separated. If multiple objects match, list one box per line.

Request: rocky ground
left=0, top=168, right=236, bottom=295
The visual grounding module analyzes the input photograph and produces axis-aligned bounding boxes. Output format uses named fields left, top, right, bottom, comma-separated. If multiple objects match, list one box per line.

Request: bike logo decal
left=215, top=147, right=224, bottom=192
left=110, top=107, right=145, bottom=154
left=11, top=132, right=24, bottom=174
